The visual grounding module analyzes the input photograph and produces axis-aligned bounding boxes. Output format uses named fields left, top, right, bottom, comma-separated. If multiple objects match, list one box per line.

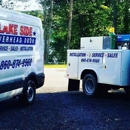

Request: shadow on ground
left=0, top=90, right=130, bottom=112
left=0, top=91, right=130, bottom=130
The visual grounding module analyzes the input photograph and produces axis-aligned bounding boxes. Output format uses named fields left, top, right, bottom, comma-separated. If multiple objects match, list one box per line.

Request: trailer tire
left=82, top=74, right=98, bottom=97
left=19, top=80, right=36, bottom=105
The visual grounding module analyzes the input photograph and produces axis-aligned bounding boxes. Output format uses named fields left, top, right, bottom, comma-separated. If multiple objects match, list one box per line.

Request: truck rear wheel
left=82, top=74, right=98, bottom=97
left=19, top=80, right=36, bottom=105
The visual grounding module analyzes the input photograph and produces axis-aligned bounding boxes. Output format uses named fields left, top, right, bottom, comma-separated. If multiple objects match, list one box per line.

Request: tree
left=38, top=0, right=53, bottom=63
left=67, top=0, right=73, bottom=49
left=47, top=0, right=113, bottom=62
left=49, top=1, right=69, bottom=62
left=2, top=0, right=130, bottom=63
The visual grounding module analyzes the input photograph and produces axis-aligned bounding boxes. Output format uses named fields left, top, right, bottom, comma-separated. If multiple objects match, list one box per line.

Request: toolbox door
left=66, top=50, right=79, bottom=79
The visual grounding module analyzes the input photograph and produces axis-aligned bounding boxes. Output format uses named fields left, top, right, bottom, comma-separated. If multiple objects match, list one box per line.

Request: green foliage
left=50, top=0, right=113, bottom=51
left=116, top=0, right=130, bottom=34
left=70, top=0, right=113, bottom=49
left=50, top=0, right=130, bottom=62
left=49, top=1, right=69, bottom=62
left=2, top=0, right=130, bottom=63
left=24, top=10, right=43, bottom=20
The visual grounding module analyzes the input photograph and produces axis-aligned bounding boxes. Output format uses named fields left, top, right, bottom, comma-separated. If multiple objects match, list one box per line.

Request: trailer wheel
left=82, top=74, right=97, bottom=97
left=19, top=80, right=36, bottom=105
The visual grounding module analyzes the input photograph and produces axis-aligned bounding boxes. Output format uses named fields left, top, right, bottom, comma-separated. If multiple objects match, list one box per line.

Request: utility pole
left=67, top=0, right=73, bottom=49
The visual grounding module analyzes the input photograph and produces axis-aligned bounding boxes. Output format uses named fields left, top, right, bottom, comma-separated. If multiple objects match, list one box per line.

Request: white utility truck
left=66, top=35, right=130, bottom=97
left=0, top=8, right=44, bottom=105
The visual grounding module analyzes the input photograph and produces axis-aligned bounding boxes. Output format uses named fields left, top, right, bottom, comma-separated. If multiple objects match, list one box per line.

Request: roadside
left=37, top=68, right=68, bottom=93
left=44, top=64, right=67, bottom=68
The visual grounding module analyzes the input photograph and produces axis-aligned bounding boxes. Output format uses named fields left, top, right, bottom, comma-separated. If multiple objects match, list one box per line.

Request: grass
left=44, top=64, right=67, bottom=68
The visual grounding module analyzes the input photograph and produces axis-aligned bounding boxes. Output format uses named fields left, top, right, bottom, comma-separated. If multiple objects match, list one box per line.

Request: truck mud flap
left=68, top=79, right=80, bottom=91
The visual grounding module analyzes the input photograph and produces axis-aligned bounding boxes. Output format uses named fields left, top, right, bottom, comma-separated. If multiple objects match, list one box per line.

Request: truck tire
left=19, top=80, right=36, bottom=105
left=82, top=74, right=98, bottom=97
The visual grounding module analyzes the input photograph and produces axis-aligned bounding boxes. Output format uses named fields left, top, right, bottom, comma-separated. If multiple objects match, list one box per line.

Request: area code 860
left=0, top=58, right=32, bottom=70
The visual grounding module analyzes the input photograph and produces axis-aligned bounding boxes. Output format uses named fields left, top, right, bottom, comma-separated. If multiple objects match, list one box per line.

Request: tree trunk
left=67, top=0, right=73, bottom=49
left=44, top=0, right=53, bottom=64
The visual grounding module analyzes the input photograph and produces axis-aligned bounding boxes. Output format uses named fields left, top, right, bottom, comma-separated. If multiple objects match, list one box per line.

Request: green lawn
left=44, top=64, right=67, bottom=68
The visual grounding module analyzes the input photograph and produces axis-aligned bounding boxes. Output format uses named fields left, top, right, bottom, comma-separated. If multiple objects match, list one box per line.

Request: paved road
left=0, top=68, right=130, bottom=130
left=37, top=68, right=69, bottom=93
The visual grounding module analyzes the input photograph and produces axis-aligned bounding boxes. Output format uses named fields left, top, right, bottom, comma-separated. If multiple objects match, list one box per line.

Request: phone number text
left=0, top=58, right=32, bottom=70
left=81, top=58, right=100, bottom=63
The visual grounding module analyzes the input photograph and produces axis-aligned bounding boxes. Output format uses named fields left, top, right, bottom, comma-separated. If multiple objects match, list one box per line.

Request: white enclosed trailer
left=66, top=36, right=130, bottom=97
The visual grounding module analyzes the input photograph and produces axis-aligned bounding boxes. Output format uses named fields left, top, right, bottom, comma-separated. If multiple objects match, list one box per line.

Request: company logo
left=0, top=23, right=36, bottom=45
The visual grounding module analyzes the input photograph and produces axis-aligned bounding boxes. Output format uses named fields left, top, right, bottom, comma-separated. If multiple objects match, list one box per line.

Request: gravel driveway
left=0, top=68, right=130, bottom=130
